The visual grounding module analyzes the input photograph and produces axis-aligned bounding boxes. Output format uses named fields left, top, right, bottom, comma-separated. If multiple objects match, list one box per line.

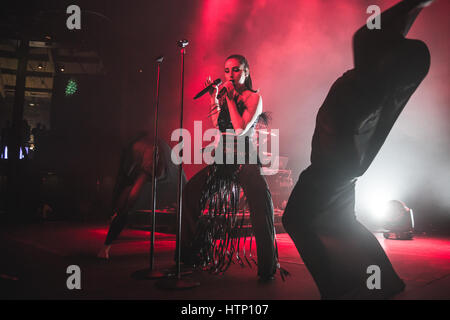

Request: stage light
left=382, top=200, right=415, bottom=240
left=65, top=78, right=78, bottom=96
left=0, top=146, right=28, bottom=159
left=1, top=146, right=7, bottom=159
left=366, top=190, right=391, bottom=221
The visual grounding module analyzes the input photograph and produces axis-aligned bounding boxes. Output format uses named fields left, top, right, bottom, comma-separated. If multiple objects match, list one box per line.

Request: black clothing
left=181, top=93, right=277, bottom=277
left=283, top=0, right=430, bottom=299
left=217, top=95, right=248, bottom=132
left=104, top=134, right=186, bottom=245
left=181, top=163, right=276, bottom=277
left=112, top=134, right=185, bottom=209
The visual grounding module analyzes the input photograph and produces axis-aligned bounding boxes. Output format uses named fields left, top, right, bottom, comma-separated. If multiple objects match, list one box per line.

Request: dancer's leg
left=98, top=172, right=149, bottom=258
left=327, top=215, right=405, bottom=299
left=283, top=172, right=405, bottom=299
left=282, top=171, right=356, bottom=298
left=104, top=172, right=148, bottom=243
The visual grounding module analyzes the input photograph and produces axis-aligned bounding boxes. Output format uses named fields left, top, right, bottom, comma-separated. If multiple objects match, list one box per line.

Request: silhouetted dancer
left=98, top=132, right=186, bottom=259
left=282, top=0, right=432, bottom=299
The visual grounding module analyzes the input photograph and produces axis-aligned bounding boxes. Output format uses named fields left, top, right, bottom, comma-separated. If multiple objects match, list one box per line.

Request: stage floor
left=0, top=222, right=449, bottom=300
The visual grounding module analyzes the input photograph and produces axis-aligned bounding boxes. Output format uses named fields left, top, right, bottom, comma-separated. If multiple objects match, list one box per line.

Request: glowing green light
left=65, top=78, right=78, bottom=96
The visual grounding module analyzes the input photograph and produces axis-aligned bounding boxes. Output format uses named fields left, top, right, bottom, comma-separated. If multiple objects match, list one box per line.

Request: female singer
left=180, top=55, right=278, bottom=280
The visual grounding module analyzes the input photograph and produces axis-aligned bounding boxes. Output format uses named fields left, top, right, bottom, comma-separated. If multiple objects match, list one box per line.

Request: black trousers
left=283, top=168, right=408, bottom=299
left=181, top=164, right=277, bottom=277
left=283, top=0, right=430, bottom=299
left=104, top=172, right=148, bottom=245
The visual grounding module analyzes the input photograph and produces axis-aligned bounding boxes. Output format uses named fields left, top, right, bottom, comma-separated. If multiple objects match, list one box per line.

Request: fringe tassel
left=193, top=163, right=254, bottom=274
left=192, top=162, right=289, bottom=281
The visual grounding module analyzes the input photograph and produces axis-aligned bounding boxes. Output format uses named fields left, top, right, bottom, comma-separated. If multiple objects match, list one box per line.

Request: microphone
left=177, top=39, right=189, bottom=48
left=193, top=78, right=222, bottom=100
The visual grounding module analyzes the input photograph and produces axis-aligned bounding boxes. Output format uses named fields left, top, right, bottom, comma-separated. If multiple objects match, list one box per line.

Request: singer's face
left=224, top=58, right=247, bottom=86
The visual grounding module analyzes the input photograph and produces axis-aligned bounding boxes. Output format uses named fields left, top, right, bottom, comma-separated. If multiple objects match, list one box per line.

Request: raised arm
left=227, top=92, right=262, bottom=136
left=205, top=76, right=220, bottom=128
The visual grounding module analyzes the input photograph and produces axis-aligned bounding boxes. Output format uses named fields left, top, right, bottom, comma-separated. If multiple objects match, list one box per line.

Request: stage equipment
left=382, top=200, right=415, bottom=240
left=132, top=55, right=166, bottom=280
left=156, top=39, right=200, bottom=290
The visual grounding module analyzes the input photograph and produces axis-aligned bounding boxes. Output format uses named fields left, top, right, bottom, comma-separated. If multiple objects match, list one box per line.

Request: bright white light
left=366, top=190, right=390, bottom=221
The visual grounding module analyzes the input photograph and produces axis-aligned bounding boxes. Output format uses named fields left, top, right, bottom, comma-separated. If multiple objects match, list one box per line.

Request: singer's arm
left=205, top=76, right=220, bottom=128
left=209, top=95, right=220, bottom=128
left=227, top=92, right=262, bottom=136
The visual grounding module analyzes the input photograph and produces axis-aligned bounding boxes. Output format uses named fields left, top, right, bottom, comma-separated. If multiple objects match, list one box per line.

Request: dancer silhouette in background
left=282, top=0, right=432, bottom=299
left=98, top=132, right=186, bottom=259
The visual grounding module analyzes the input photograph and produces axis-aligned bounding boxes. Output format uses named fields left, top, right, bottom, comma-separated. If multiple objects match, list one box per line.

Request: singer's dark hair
left=226, top=54, right=257, bottom=93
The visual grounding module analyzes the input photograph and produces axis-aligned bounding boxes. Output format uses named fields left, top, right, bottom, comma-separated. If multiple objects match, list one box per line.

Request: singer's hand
left=205, top=76, right=219, bottom=99
left=223, top=80, right=236, bottom=100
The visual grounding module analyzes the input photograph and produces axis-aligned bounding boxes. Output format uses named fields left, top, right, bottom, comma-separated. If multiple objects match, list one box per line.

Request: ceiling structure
left=0, top=40, right=103, bottom=105
left=0, top=1, right=111, bottom=127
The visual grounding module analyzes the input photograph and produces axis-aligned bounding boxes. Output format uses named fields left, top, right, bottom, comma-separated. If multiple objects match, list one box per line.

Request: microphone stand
left=156, top=39, right=199, bottom=290
left=132, top=56, right=166, bottom=280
